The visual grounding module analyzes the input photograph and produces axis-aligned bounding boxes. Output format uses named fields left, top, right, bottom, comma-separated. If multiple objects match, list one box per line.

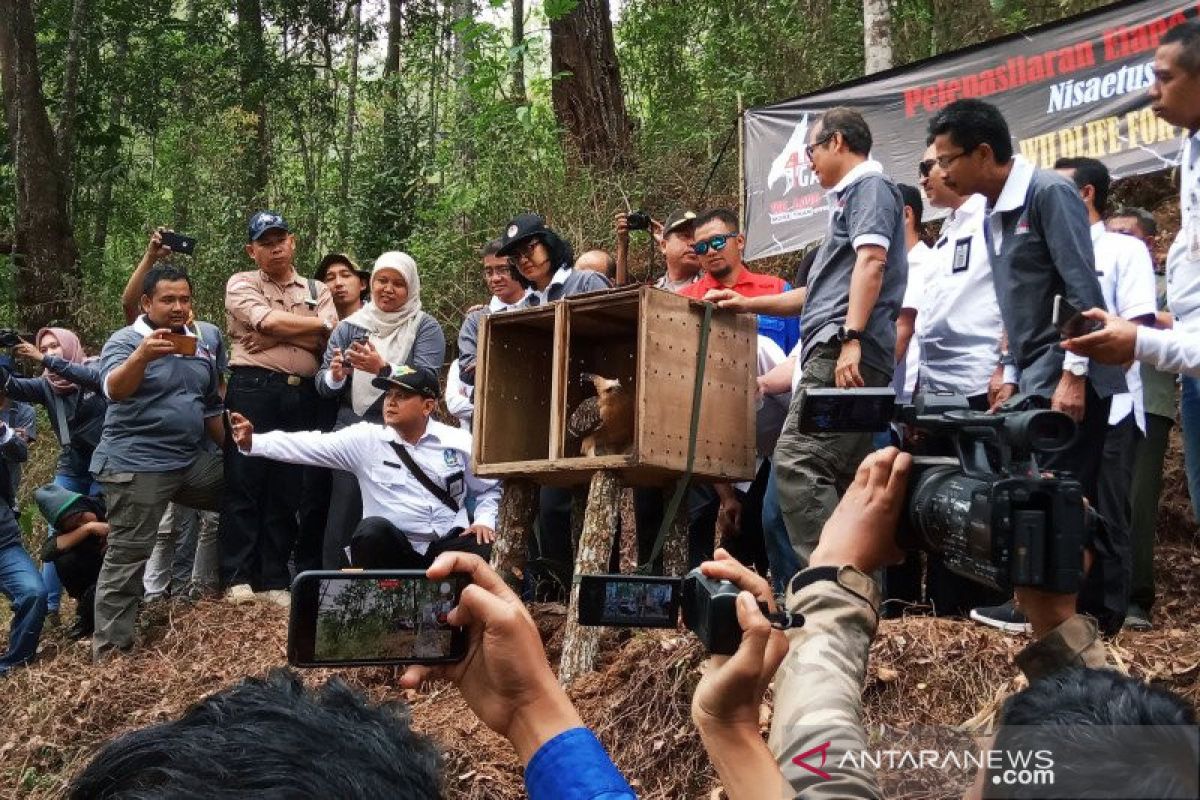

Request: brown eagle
left=567, top=373, right=634, bottom=457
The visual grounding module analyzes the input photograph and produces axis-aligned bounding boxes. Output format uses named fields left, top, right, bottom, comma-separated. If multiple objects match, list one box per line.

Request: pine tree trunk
left=91, top=30, right=130, bottom=264
left=491, top=479, right=538, bottom=588
left=236, top=0, right=269, bottom=210
left=510, top=0, right=525, bottom=101
left=339, top=0, right=362, bottom=237
left=386, top=0, right=403, bottom=76
left=0, top=0, right=83, bottom=331
left=862, top=0, right=894, bottom=75
left=559, top=470, right=622, bottom=685
left=548, top=0, right=631, bottom=170
left=55, top=0, right=88, bottom=202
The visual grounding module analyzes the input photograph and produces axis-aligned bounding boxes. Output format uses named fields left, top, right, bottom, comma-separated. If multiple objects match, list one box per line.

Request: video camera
left=0, top=329, right=24, bottom=348
left=800, top=388, right=1090, bottom=594
left=577, top=569, right=802, bottom=654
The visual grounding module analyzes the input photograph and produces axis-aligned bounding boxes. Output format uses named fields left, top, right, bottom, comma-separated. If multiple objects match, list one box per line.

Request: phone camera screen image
left=314, top=576, right=460, bottom=663
left=600, top=581, right=676, bottom=626
left=802, top=394, right=894, bottom=432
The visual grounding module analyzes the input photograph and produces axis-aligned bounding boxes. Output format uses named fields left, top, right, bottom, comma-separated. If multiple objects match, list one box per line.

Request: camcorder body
left=577, top=569, right=792, bottom=654
left=0, top=329, right=28, bottom=348
left=801, top=388, right=1090, bottom=595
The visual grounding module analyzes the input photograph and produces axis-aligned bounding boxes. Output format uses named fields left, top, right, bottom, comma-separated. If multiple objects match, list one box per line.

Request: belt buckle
left=287, top=375, right=301, bottom=387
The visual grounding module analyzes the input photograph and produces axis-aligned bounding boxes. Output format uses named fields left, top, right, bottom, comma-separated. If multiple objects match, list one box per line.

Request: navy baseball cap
left=372, top=365, right=440, bottom=399
left=247, top=211, right=290, bottom=242
left=496, top=212, right=551, bottom=256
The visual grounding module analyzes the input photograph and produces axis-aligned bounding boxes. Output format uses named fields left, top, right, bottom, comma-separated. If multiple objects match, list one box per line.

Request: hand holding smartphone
left=159, top=229, right=198, bottom=256
left=1053, top=294, right=1103, bottom=339
left=289, top=570, right=468, bottom=667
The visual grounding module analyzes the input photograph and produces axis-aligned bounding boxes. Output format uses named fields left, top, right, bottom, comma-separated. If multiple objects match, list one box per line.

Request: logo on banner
left=766, top=114, right=819, bottom=195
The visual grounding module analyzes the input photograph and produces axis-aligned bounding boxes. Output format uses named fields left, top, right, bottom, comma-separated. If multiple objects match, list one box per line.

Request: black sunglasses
left=918, top=159, right=937, bottom=178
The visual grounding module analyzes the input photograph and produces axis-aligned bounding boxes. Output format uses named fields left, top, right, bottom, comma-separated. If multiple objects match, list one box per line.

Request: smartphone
left=160, top=331, right=198, bottom=356
left=577, top=574, right=681, bottom=628
left=1052, top=294, right=1103, bottom=338
left=288, top=570, right=468, bottom=667
left=160, top=230, right=197, bottom=256
left=798, top=387, right=895, bottom=433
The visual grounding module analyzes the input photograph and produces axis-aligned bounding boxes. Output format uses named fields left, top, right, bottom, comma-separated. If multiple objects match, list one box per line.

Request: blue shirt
left=525, top=727, right=635, bottom=800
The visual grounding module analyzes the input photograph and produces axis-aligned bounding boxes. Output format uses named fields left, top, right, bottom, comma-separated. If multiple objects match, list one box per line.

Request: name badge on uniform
left=952, top=237, right=971, bottom=273
left=446, top=471, right=464, bottom=498
left=443, top=450, right=461, bottom=468
left=1188, top=215, right=1200, bottom=263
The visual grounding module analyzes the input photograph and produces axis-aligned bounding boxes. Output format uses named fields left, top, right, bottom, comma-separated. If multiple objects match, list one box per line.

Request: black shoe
left=1123, top=605, right=1152, bottom=631
left=969, top=600, right=1031, bottom=634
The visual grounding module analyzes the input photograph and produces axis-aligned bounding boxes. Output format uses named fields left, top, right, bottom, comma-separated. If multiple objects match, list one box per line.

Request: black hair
left=695, top=208, right=739, bottom=233
left=542, top=228, right=575, bottom=273
left=896, top=183, right=924, bottom=228
left=819, top=107, right=873, bottom=156
left=142, top=264, right=193, bottom=299
left=927, top=98, right=1013, bottom=163
left=1162, top=19, right=1200, bottom=74
left=1109, top=206, right=1158, bottom=238
left=1054, top=156, right=1110, bottom=215
left=986, top=668, right=1197, bottom=799
left=481, top=238, right=504, bottom=258
left=69, top=669, right=443, bottom=799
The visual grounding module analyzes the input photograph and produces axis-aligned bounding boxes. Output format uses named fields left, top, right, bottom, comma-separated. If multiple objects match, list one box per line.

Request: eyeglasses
left=805, top=132, right=836, bottom=160
left=918, top=159, right=937, bottom=178
left=935, top=150, right=969, bottom=170
left=692, top=233, right=739, bottom=256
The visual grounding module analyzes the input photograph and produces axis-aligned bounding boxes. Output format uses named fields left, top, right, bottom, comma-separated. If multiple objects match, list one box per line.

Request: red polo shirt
left=679, top=266, right=788, bottom=300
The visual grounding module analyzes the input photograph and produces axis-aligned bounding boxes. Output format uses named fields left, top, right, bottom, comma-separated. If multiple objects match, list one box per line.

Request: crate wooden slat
left=473, top=285, right=757, bottom=486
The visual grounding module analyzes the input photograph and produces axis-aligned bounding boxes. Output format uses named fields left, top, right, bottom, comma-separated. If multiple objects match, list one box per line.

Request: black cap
left=663, top=209, right=698, bottom=236
left=314, top=253, right=369, bottom=282
left=247, top=211, right=289, bottom=242
left=372, top=365, right=440, bottom=399
left=496, top=212, right=551, bottom=256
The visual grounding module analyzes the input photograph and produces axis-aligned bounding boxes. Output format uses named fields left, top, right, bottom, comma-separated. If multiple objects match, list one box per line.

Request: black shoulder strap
left=387, top=440, right=459, bottom=512
left=307, top=278, right=320, bottom=305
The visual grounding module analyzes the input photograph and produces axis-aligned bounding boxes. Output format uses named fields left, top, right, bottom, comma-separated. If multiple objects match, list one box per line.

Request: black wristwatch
left=837, top=325, right=863, bottom=343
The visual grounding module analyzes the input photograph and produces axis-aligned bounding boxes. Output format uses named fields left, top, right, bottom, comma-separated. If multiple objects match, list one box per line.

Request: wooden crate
left=473, top=285, right=757, bottom=486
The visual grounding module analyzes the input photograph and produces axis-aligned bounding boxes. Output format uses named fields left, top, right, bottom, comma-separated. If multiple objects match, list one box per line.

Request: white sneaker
left=258, top=589, right=291, bottom=609
left=225, top=584, right=256, bottom=605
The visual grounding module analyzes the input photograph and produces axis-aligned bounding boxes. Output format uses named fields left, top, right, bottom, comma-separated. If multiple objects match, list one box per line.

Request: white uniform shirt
left=246, top=419, right=500, bottom=554
left=1091, top=223, right=1157, bottom=431
left=1168, top=131, right=1200, bottom=334
left=916, top=194, right=1004, bottom=396
left=444, top=358, right=474, bottom=431
left=893, top=240, right=933, bottom=403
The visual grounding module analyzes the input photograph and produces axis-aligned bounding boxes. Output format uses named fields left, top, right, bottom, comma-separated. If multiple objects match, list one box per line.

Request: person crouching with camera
left=229, top=365, right=500, bottom=569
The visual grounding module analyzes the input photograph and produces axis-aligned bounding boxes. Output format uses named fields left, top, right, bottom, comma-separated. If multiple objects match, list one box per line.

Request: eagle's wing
left=568, top=396, right=603, bottom=438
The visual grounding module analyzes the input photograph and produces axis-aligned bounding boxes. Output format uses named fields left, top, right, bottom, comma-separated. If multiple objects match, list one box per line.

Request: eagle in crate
left=568, top=373, right=634, bottom=457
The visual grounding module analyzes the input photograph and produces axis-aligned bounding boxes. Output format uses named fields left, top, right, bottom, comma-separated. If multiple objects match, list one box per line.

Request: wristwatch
left=322, top=320, right=334, bottom=333
left=1065, top=361, right=1088, bottom=378
left=837, top=325, right=863, bottom=343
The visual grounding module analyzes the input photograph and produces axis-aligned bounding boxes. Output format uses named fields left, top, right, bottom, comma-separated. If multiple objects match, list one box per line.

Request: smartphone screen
left=160, top=230, right=197, bottom=256
left=289, top=570, right=468, bottom=667
left=798, top=387, right=895, bottom=433
left=577, top=575, right=681, bottom=628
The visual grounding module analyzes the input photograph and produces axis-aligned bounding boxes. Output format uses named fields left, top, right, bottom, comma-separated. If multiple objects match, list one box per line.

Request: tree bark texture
left=386, top=0, right=403, bottom=76
left=558, top=469, right=622, bottom=686
left=0, top=0, right=83, bottom=331
left=236, top=0, right=269, bottom=209
left=90, top=30, right=129, bottom=264
left=491, top=478, right=538, bottom=588
left=662, top=483, right=690, bottom=576
left=549, top=0, right=631, bottom=170
left=55, top=0, right=89, bottom=202
left=510, top=0, right=525, bottom=101
left=862, top=0, right=894, bottom=75
left=339, top=0, right=362, bottom=235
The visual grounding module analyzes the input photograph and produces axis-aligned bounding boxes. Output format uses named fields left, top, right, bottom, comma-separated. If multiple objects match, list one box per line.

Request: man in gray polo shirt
left=928, top=99, right=1126, bottom=634
left=91, top=264, right=225, bottom=659
left=767, top=107, right=907, bottom=567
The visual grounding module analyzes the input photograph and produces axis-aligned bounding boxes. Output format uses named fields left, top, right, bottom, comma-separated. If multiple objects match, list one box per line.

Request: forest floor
left=1, top=426, right=1197, bottom=799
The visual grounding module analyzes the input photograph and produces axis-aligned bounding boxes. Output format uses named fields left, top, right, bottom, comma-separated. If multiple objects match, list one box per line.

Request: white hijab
left=344, top=251, right=423, bottom=415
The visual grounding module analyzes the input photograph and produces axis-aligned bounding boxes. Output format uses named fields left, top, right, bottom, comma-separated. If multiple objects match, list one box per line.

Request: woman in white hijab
left=315, top=251, right=446, bottom=567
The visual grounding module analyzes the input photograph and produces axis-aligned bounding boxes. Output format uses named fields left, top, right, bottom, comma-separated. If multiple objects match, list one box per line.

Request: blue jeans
left=1182, top=376, right=1200, bottom=525
left=0, top=538, right=48, bottom=672
left=42, top=473, right=102, bottom=612
left=762, top=465, right=799, bottom=594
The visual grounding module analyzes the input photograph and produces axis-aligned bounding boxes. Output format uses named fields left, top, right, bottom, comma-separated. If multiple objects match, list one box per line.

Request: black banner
left=743, top=0, right=1195, bottom=261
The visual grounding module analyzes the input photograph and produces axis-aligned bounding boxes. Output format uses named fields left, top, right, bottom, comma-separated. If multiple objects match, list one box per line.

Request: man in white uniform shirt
left=914, top=144, right=1004, bottom=410
left=1056, top=157, right=1157, bottom=630
left=230, top=366, right=501, bottom=569
left=892, top=184, right=934, bottom=404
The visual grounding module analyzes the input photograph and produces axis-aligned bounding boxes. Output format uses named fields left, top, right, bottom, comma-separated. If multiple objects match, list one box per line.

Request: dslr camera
left=800, top=388, right=1090, bottom=594
left=625, top=210, right=651, bottom=231
left=0, top=329, right=23, bottom=348
left=577, top=569, right=800, bottom=654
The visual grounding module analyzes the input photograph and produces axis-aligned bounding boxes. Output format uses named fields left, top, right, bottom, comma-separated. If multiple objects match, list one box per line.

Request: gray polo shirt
left=801, top=161, right=907, bottom=375
left=982, top=157, right=1125, bottom=399
left=91, top=317, right=223, bottom=474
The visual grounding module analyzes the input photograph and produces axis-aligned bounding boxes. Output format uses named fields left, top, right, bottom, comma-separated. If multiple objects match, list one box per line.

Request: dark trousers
left=322, top=470, right=363, bottom=570
left=1039, top=382, right=1122, bottom=634
left=630, top=484, right=722, bottom=575
left=52, top=539, right=104, bottom=635
left=1130, top=413, right=1172, bottom=613
left=349, top=516, right=490, bottom=569
left=220, top=368, right=322, bottom=591
left=294, top=397, right=338, bottom=575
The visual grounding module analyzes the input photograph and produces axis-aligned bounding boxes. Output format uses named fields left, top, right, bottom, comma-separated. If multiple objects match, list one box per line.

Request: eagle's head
left=580, top=372, right=624, bottom=396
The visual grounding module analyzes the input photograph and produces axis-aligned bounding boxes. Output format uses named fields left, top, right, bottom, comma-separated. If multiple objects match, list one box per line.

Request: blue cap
left=247, top=210, right=289, bottom=242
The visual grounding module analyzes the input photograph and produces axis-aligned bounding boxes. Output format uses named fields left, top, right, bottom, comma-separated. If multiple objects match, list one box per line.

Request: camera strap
left=387, top=441, right=460, bottom=513
left=638, top=302, right=713, bottom=574
left=50, top=392, right=71, bottom=448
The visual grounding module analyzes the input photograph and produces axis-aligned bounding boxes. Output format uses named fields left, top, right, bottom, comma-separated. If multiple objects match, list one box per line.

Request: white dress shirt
left=245, top=419, right=500, bottom=554
left=444, top=359, right=474, bottom=431
left=1168, top=130, right=1200, bottom=333
left=1091, top=222, right=1157, bottom=431
left=893, top=240, right=933, bottom=403
left=1135, top=326, right=1200, bottom=378
left=916, top=194, right=1004, bottom=396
